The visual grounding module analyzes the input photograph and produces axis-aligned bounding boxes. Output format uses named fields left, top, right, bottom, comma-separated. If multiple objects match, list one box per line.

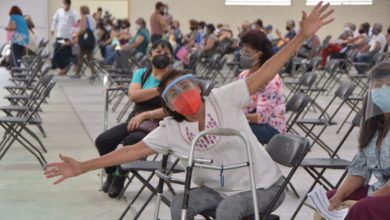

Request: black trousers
left=52, top=38, right=72, bottom=69
left=95, top=123, right=147, bottom=174
left=10, top=43, right=25, bottom=67
left=151, top=34, right=162, bottom=44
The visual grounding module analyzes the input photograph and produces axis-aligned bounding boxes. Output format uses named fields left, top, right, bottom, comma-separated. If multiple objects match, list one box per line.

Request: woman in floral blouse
left=238, top=30, right=286, bottom=144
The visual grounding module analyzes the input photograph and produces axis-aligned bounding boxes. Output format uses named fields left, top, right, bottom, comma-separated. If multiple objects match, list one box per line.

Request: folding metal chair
left=0, top=81, right=56, bottom=167
left=285, top=93, right=311, bottom=134
left=1, top=73, right=54, bottom=138
left=293, top=82, right=356, bottom=157
left=117, top=155, right=184, bottom=220
left=291, top=111, right=362, bottom=219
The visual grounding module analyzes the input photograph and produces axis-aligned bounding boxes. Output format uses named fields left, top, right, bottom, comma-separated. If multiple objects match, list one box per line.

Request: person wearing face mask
left=199, top=24, right=218, bottom=59
left=96, top=22, right=109, bottom=58
left=150, top=2, right=169, bottom=43
left=320, top=22, right=354, bottom=67
left=127, top=18, right=150, bottom=55
left=275, top=19, right=296, bottom=51
left=93, top=40, right=173, bottom=198
left=195, top=21, right=206, bottom=45
left=321, top=62, right=390, bottom=220
left=50, top=0, right=77, bottom=75
left=354, top=23, right=386, bottom=74
left=238, top=30, right=286, bottom=145
left=101, top=19, right=119, bottom=65
left=251, top=19, right=265, bottom=32
left=118, top=19, right=131, bottom=46
left=44, top=3, right=334, bottom=219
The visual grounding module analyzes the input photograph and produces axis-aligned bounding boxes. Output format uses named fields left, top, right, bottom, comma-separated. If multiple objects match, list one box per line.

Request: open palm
left=300, top=1, right=334, bottom=38
left=44, top=154, right=83, bottom=184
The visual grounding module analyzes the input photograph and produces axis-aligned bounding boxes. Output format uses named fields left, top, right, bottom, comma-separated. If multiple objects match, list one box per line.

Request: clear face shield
left=162, top=74, right=201, bottom=116
left=365, top=69, right=390, bottom=121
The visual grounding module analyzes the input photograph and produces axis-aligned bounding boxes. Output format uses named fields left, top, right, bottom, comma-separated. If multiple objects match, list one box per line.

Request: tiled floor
left=0, top=67, right=362, bottom=220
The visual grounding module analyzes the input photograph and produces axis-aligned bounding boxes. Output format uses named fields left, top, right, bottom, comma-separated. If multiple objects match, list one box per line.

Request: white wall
left=130, top=0, right=390, bottom=41
left=0, top=0, right=48, bottom=45
left=71, top=0, right=129, bottom=19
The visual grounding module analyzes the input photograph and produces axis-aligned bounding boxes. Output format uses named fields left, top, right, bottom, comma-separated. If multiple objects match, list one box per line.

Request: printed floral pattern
left=239, top=70, right=286, bottom=134
left=11, top=32, right=28, bottom=46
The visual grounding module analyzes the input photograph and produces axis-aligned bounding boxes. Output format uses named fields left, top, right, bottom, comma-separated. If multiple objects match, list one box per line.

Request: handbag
left=137, top=119, right=159, bottom=133
left=78, top=17, right=95, bottom=50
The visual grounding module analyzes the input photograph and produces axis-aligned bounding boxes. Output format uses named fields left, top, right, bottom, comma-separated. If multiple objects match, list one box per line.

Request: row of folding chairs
left=0, top=42, right=56, bottom=167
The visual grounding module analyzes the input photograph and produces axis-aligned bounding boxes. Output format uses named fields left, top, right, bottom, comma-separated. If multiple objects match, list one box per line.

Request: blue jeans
left=249, top=123, right=279, bottom=145
left=10, top=43, right=25, bottom=67
left=104, top=45, right=116, bottom=65
left=354, top=53, right=372, bottom=74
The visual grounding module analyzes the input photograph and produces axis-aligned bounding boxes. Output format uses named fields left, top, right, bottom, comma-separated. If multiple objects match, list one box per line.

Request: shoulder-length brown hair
left=9, top=6, right=23, bottom=16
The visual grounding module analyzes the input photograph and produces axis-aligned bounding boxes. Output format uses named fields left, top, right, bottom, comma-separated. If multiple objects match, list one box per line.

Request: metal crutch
left=99, top=73, right=110, bottom=189
left=181, top=128, right=260, bottom=220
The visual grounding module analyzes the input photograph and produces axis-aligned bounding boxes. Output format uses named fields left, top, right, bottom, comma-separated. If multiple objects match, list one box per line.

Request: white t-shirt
left=51, top=8, right=78, bottom=39
left=143, top=80, right=282, bottom=197
left=369, top=33, right=387, bottom=53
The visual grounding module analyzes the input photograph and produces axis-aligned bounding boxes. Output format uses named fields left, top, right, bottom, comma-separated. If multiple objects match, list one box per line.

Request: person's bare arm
left=157, top=14, right=168, bottom=29
left=78, top=16, right=86, bottom=36
left=245, top=2, right=334, bottom=95
left=45, top=141, right=156, bottom=184
left=371, top=184, right=390, bottom=197
left=246, top=113, right=260, bottom=123
left=128, top=83, right=160, bottom=103
left=103, top=30, right=117, bottom=45
left=5, top=21, right=16, bottom=31
left=328, top=175, right=365, bottom=210
left=130, top=35, right=145, bottom=48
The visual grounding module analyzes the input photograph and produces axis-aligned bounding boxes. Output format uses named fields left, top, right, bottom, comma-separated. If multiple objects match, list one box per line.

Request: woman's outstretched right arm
left=44, top=141, right=156, bottom=184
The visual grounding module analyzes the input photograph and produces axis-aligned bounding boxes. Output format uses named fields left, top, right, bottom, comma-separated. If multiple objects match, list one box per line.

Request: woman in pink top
left=238, top=30, right=286, bottom=144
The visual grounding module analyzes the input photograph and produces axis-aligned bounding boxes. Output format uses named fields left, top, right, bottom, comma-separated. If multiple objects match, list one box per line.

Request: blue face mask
left=371, top=87, right=390, bottom=112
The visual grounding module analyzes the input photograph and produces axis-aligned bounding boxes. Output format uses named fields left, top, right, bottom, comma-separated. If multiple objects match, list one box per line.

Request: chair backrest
left=309, top=57, right=322, bottom=71
left=286, top=93, right=310, bottom=132
left=325, top=59, right=340, bottom=75
left=286, top=93, right=310, bottom=113
left=321, top=35, right=332, bottom=48
left=266, top=133, right=310, bottom=167
left=208, top=53, right=221, bottom=67
left=352, top=110, right=362, bottom=127
left=334, top=82, right=356, bottom=100
left=299, top=72, right=317, bottom=87
left=216, top=56, right=227, bottom=70
left=199, top=79, right=216, bottom=96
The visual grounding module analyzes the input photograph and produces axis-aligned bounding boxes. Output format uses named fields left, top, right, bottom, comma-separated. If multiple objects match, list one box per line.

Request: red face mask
left=172, top=89, right=202, bottom=116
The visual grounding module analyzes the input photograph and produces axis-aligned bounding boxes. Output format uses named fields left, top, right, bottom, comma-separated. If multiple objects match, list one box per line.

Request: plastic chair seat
left=0, top=116, right=41, bottom=124
left=4, top=85, right=34, bottom=90
left=300, top=158, right=350, bottom=169
left=347, top=95, right=363, bottom=101
left=296, top=118, right=337, bottom=126
left=4, top=95, right=30, bottom=100
left=0, top=106, right=30, bottom=111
